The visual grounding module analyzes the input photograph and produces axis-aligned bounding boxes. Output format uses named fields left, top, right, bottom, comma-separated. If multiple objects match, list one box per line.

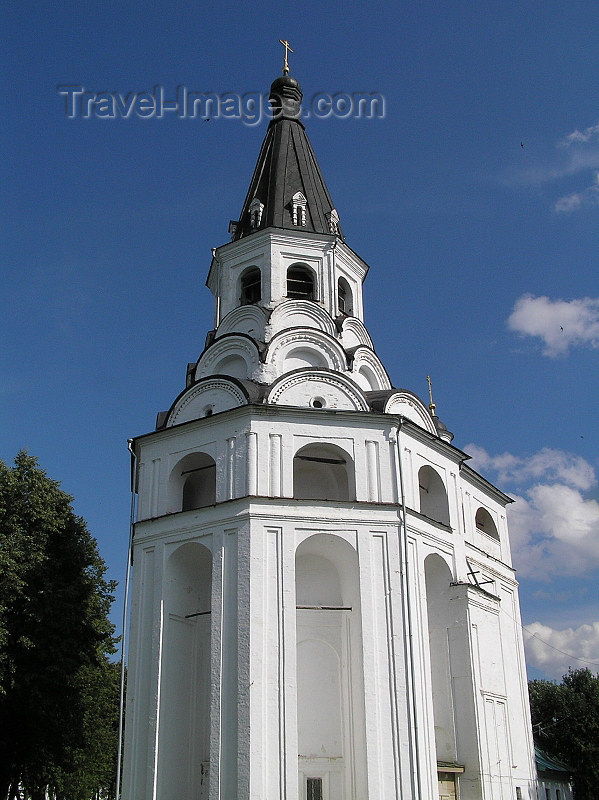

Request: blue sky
left=2, top=0, right=598, bottom=681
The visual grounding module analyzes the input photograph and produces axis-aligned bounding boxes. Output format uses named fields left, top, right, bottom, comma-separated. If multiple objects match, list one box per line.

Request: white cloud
left=507, top=294, right=599, bottom=356
left=504, top=118, right=599, bottom=211
left=465, top=446, right=599, bottom=579
left=508, top=485, right=599, bottom=578
left=555, top=170, right=599, bottom=213
left=466, top=444, right=596, bottom=491
left=523, top=620, right=599, bottom=679
left=562, top=121, right=599, bottom=146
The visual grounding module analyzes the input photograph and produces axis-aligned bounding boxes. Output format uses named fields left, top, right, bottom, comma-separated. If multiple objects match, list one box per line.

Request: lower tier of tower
left=121, top=497, right=537, bottom=800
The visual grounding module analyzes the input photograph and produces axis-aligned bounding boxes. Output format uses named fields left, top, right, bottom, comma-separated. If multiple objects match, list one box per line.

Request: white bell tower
left=121, top=68, right=538, bottom=800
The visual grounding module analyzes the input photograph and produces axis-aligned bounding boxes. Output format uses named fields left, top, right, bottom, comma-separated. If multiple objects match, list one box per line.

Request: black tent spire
left=231, top=74, right=343, bottom=242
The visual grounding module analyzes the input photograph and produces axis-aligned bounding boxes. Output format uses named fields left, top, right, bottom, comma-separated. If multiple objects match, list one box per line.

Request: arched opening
left=475, top=507, right=499, bottom=540
left=180, top=453, right=216, bottom=511
left=424, top=554, right=458, bottom=787
left=337, top=277, right=353, bottom=315
left=293, top=443, right=354, bottom=502
left=158, top=542, right=212, bottom=799
left=418, top=465, right=450, bottom=526
left=287, top=265, right=315, bottom=301
left=240, top=267, right=261, bottom=305
left=295, top=534, right=367, bottom=800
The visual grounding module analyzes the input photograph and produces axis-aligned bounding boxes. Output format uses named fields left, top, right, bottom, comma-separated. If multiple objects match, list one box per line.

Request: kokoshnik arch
left=121, top=61, right=538, bottom=800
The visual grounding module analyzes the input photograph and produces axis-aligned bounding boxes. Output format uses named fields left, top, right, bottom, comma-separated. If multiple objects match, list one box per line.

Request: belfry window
left=287, top=265, right=315, bottom=300
left=249, top=197, right=264, bottom=229
left=475, top=507, right=499, bottom=540
left=337, top=277, right=352, bottom=315
left=291, top=191, right=307, bottom=227
left=240, top=267, right=261, bottom=305
left=181, top=454, right=216, bottom=511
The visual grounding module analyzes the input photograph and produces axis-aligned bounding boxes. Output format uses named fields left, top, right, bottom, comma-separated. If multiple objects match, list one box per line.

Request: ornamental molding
left=195, top=335, right=261, bottom=380
left=267, top=368, right=370, bottom=412
left=167, top=379, right=248, bottom=426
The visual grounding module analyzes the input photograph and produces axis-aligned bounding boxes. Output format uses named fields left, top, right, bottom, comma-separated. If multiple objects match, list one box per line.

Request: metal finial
left=426, top=375, right=437, bottom=417
left=279, top=39, right=294, bottom=75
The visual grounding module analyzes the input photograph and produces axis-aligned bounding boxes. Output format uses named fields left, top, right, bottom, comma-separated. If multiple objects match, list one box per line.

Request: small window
left=545, top=789, right=551, bottom=800
left=328, top=208, right=340, bottom=235
left=292, top=191, right=307, bottom=227
left=307, top=778, right=323, bottom=800
left=240, top=267, right=261, bottom=305
left=287, top=265, right=315, bottom=300
left=249, top=197, right=264, bottom=229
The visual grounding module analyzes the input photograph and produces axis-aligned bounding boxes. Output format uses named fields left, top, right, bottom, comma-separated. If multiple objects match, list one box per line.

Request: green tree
left=529, top=668, right=599, bottom=800
left=0, top=452, right=118, bottom=800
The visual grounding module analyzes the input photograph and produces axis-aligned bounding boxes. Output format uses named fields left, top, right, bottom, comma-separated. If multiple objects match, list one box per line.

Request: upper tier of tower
left=157, top=68, right=453, bottom=443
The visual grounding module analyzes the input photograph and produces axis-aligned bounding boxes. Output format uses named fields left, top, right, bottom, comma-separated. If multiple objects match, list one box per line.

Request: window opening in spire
left=249, top=197, right=264, bottom=229
left=287, top=265, right=315, bottom=300
left=291, top=191, right=307, bottom=227
left=240, top=267, right=262, bottom=305
left=337, top=277, right=352, bottom=315
left=328, top=208, right=340, bottom=235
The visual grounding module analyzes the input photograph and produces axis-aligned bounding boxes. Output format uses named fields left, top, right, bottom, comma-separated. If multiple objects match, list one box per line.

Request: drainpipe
left=116, top=439, right=138, bottom=799
left=393, top=417, right=423, bottom=800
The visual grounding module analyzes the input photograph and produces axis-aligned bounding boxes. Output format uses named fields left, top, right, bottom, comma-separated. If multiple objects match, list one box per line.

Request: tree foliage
left=529, top=668, right=599, bottom=800
left=0, top=452, right=118, bottom=800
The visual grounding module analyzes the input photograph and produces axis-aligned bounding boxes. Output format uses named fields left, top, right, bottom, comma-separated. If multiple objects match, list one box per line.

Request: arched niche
left=350, top=346, right=392, bottom=391
left=340, top=316, right=373, bottom=350
left=168, top=452, right=216, bottom=513
left=383, top=391, right=437, bottom=435
left=195, top=335, right=260, bottom=382
left=424, top=553, right=457, bottom=764
left=418, top=465, right=450, bottom=526
left=287, top=264, right=316, bottom=301
left=266, top=328, right=348, bottom=377
left=268, top=300, right=337, bottom=340
left=475, top=506, right=500, bottom=540
left=215, top=304, right=268, bottom=341
left=293, top=442, right=355, bottom=502
left=295, top=534, right=366, bottom=798
left=157, top=542, right=212, bottom=799
left=212, top=354, right=249, bottom=380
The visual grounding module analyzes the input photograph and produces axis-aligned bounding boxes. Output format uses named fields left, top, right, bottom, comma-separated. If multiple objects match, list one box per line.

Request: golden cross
left=426, top=375, right=437, bottom=416
left=279, top=39, right=294, bottom=75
